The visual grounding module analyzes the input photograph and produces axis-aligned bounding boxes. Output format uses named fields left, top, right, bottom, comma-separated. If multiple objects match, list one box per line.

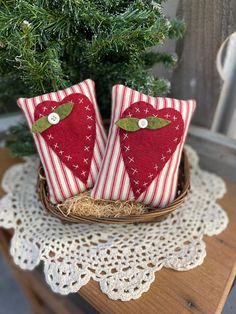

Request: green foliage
left=6, top=123, right=36, bottom=156
left=0, top=0, right=185, bottom=155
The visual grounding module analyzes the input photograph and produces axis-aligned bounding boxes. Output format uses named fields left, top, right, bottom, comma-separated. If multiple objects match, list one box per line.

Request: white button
left=138, top=118, right=148, bottom=129
left=48, top=112, right=60, bottom=125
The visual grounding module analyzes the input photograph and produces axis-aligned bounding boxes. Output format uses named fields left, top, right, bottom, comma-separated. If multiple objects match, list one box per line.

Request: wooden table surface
left=0, top=148, right=236, bottom=314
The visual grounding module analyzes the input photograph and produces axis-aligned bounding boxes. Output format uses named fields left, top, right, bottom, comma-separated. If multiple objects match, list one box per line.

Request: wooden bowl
left=37, top=149, right=190, bottom=224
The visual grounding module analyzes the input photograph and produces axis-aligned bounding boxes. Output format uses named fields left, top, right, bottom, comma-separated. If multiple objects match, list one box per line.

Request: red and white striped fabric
left=91, top=84, right=196, bottom=208
left=18, top=79, right=107, bottom=204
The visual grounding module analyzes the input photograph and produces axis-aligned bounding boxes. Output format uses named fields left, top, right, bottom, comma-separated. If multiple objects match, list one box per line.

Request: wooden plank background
left=171, top=0, right=236, bottom=129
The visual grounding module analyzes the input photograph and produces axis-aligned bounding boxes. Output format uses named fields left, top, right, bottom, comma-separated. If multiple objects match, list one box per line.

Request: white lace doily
left=0, top=146, right=228, bottom=301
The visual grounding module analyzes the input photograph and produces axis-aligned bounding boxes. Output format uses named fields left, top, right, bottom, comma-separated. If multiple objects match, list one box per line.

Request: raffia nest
left=57, top=190, right=147, bottom=218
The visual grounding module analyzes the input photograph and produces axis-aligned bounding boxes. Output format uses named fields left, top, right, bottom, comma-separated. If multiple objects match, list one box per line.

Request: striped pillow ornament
left=18, top=79, right=107, bottom=204
left=91, top=84, right=196, bottom=208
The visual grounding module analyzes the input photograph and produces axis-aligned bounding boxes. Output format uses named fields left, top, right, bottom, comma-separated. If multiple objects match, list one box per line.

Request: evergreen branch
left=144, top=51, right=178, bottom=68
left=168, top=18, right=185, bottom=39
left=126, top=71, right=171, bottom=96
left=88, top=18, right=169, bottom=61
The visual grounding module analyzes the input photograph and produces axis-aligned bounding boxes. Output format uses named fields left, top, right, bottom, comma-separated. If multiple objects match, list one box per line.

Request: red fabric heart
left=34, top=93, right=96, bottom=184
left=119, top=101, right=184, bottom=198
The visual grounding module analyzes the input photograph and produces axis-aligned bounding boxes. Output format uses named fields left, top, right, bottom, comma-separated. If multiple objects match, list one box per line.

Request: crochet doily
left=0, top=146, right=228, bottom=301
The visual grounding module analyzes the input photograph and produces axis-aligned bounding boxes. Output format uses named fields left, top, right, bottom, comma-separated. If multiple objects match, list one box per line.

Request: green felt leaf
left=146, top=116, right=170, bottom=129
left=115, top=116, right=171, bottom=132
left=31, top=116, right=51, bottom=133
left=31, top=102, right=74, bottom=133
left=115, top=118, right=140, bottom=131
left=54, top=102, right=74, bottom=119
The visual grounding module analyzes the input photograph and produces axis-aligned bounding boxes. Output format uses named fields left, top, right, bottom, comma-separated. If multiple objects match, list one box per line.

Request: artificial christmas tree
left=0, top=0, right=184, bottom=156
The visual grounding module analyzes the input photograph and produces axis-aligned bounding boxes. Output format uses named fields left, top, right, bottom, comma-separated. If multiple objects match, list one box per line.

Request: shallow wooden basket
left=37, top=149, right=190, bottom=224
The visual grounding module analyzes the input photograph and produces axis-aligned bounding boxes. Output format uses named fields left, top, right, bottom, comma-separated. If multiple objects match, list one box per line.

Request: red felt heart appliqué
left=34, top=93, right=96, bottom=184
left=119, top=101, right=184, bottom=198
